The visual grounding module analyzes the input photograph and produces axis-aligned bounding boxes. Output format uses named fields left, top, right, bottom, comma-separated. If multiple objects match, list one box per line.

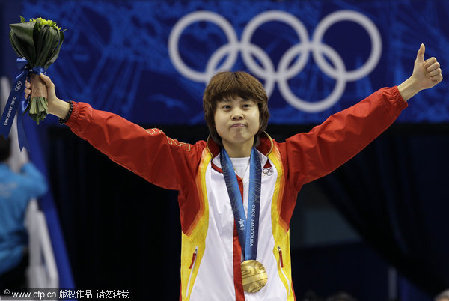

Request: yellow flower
left=29, top=17, right=62, bottom=31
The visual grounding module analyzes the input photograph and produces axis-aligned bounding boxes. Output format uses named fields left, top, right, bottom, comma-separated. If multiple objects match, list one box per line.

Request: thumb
left=416, top=43, right=425, bottom=62
left=39, top=73, right=55, bottom=93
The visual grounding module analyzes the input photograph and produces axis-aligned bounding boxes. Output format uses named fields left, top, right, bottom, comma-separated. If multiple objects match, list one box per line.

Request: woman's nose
left=231, top=109, right=243, bottom=120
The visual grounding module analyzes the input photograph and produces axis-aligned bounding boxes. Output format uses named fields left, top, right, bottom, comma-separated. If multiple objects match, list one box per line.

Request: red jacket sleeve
left=279, top=86, right=408, bottom=190
left=66, top=102, right=202, bottom=190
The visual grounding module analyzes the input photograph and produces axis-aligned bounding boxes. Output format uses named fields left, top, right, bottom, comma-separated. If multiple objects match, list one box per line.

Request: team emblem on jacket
left=263, top=167, right=273, bottom=176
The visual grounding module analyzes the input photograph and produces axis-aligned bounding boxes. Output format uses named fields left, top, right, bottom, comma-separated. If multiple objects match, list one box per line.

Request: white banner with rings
left=169, top=10, right=382, bottom=112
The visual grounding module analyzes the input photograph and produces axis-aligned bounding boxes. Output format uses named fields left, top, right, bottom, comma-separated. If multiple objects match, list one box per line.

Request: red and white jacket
left=66, top=87, right=407, bottom=300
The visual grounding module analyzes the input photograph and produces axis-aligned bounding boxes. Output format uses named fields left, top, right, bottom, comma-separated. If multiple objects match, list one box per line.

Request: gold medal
left=241, top=260, right=268, bottom=293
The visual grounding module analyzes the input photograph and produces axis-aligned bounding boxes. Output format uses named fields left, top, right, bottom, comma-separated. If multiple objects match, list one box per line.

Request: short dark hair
left=203, top=71, right=270, bottom=145
left=0, top=136, right=11, bottom=162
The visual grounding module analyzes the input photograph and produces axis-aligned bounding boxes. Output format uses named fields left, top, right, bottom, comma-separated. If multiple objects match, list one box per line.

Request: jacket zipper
left=186, top=246, right=198, bottom=297
left=278, top=246, right=291, bottom=294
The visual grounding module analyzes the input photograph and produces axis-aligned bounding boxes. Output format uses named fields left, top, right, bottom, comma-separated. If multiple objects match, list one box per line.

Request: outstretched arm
left=25, top=75, right=198, bottom=191
left=398, top=43, right=443, bottom=101
left=282, top=43, right=443, bottom=187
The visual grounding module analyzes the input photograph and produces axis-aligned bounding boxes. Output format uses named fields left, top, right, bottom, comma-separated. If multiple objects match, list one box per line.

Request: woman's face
left=214, top=95, right=260, bottom=152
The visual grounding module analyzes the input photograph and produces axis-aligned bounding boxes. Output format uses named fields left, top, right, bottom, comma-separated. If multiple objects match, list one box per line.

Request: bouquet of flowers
left=9, top=16, right=65, bottom=124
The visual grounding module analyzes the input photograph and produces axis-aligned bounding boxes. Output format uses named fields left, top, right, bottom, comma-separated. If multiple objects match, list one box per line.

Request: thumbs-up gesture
left=412, top=43, right=442, bottom=91
left=398, top=43, right=443, bottom=101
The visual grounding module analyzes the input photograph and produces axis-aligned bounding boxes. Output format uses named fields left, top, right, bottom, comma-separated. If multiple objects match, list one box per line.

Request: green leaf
left=41, top=27, right=57, bottom=57
left=33, top=22, right=49, bottom=66
left=10, top=21, right=36, bottom=63
left=10, top=33, right=33, bottom=61
left=34, top=25, right=50, bottom=66
left=42, top=98, right=48, bottom=110
left=45, top=30, right=64, bottom=68
left=30, top=98, right=37, bottom=114
left=9, top=30, right=24, bottom=57
left=27, top=97, right=48, bottom=124
left=34, top=25, right=61, bottom=68
left=20, top=16, right=26, bottom=23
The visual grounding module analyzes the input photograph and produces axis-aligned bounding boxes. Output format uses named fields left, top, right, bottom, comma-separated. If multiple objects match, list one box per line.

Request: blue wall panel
left=17, top=0, right=449, bottom=125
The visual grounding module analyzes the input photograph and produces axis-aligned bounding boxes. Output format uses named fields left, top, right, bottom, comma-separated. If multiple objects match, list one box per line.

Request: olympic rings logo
left=14, top=80, right=22, bottom=92
left=169, top=10, right=382, bottom=112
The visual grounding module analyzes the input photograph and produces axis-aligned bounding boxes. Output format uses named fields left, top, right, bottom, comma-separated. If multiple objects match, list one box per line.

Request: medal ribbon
left=0, top=58, right=46, bottom=150
left=220, top=147, right=262, bottom=261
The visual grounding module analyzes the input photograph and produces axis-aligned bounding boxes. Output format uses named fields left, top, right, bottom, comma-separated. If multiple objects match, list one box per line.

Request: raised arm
left=25, top=75, right=200, bottom=191
left=281, top=44, right=442, bottom=188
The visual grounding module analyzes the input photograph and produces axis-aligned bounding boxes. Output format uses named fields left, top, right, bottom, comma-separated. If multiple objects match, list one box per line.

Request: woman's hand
left=398, top=43, right=443, bottom=101
left=25, top=74, right=70, bottom=118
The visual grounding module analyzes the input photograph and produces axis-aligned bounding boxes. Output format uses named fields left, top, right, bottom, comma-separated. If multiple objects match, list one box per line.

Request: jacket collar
left=206, top=132, right=274, bottom=158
